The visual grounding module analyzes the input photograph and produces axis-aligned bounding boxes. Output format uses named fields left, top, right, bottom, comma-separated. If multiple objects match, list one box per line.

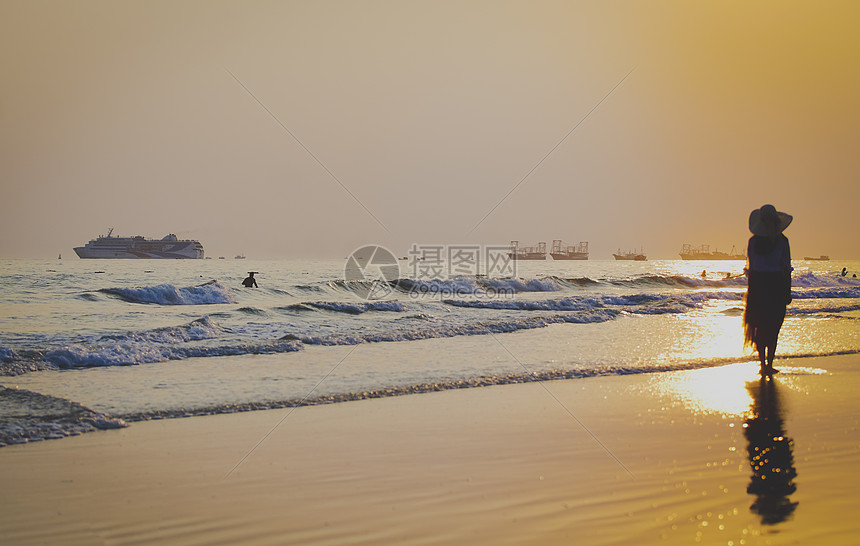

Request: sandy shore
left=2, top=355, right=859, bottom=545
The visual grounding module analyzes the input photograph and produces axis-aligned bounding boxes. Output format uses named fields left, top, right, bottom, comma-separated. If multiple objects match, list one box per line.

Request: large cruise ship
left=74, top=229, right=204, bottom=259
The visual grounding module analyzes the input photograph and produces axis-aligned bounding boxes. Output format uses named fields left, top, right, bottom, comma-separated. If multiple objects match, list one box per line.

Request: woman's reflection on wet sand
left=743, top=377, right=798, bottom=524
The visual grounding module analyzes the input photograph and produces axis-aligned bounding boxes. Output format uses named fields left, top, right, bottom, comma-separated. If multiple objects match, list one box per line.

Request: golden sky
left=1, top=1, right=858, bottom=259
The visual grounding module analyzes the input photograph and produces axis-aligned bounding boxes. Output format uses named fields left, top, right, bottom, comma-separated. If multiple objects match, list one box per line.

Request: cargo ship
left=613, top=248, right=646, bottom=261
left=74, top=229, right=204, bottom=259
left=508, top=241, right=547, bottom=260
left=550, top=240, right=589, bottom=260
left=679, top=244, right=744, bottom=260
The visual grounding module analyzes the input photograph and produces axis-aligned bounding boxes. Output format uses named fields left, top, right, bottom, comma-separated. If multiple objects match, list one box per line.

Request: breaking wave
left=3, top=270, right=856, bottom=377
left=443, top=291, right=744, bottom=313
left=43, top=339, right=303, bottom=369
left=304, top=301, right=407, bottom=314
left=288, top=310, right=620, bottom=346
left=1, top=317, right=302, bottom=372
left=287, top=271, right=858, bottom=299
left=100, top=280, right=235, bottom=305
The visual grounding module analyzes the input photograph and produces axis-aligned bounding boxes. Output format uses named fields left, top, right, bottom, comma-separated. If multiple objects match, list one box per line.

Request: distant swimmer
left=842, top=267, right=848, bottom=277
left=242, top=272, right=258, bottom=288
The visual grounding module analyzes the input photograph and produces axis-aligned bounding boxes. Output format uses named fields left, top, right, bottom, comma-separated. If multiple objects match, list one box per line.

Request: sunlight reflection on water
left=649, top=363, right=759, bottom=416
left=646, top=363, right=827, bottom=417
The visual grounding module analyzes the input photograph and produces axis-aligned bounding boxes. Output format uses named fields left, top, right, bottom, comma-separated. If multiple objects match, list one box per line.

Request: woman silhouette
left=744, top=204, right=793, bottom=375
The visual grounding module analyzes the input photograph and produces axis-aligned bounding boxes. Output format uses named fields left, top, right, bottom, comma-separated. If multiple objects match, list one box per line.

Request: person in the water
left=242, top=272, right=258, bottom=288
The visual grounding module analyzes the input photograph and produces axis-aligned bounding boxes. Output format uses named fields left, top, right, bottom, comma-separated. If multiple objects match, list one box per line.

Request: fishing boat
left=74, top=229, right=204, bottom=259
left=613, top=248, right=646, bottom=261
left=803, top=255, right=830, bottom=261
left=679, top=244, right=744, bottom=260
left=508, top=241, right=547, bottom=260
left=550, top=240, right=589, bottom=260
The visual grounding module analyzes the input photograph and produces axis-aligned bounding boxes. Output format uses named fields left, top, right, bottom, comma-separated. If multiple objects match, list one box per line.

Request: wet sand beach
left=1, top=355, right=859, bottom=545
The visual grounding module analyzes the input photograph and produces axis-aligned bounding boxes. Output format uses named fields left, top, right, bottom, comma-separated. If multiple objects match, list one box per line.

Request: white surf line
left=489, top=332, right=636, bottom=480
left=224, top=344, right=360, bottom=480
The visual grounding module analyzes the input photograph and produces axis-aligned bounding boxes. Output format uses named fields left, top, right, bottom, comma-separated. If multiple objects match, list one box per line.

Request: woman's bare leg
left=766, top=341, right=778, bottom=374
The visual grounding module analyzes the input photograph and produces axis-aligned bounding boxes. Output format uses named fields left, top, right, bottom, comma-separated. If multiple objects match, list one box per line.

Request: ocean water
left=1, top=257, right=859, bottom=445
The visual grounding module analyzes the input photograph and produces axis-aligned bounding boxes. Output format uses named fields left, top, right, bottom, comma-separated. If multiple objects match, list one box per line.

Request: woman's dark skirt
left=744, top=270, right=790, bottom=350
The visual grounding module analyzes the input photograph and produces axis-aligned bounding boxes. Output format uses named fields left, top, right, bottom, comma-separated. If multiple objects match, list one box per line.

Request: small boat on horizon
left=803, top=255, right=830, bottom=261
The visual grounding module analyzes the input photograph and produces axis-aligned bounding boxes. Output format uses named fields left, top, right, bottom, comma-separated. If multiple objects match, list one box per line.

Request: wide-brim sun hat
left=749, top=204, right=793, bottom=236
